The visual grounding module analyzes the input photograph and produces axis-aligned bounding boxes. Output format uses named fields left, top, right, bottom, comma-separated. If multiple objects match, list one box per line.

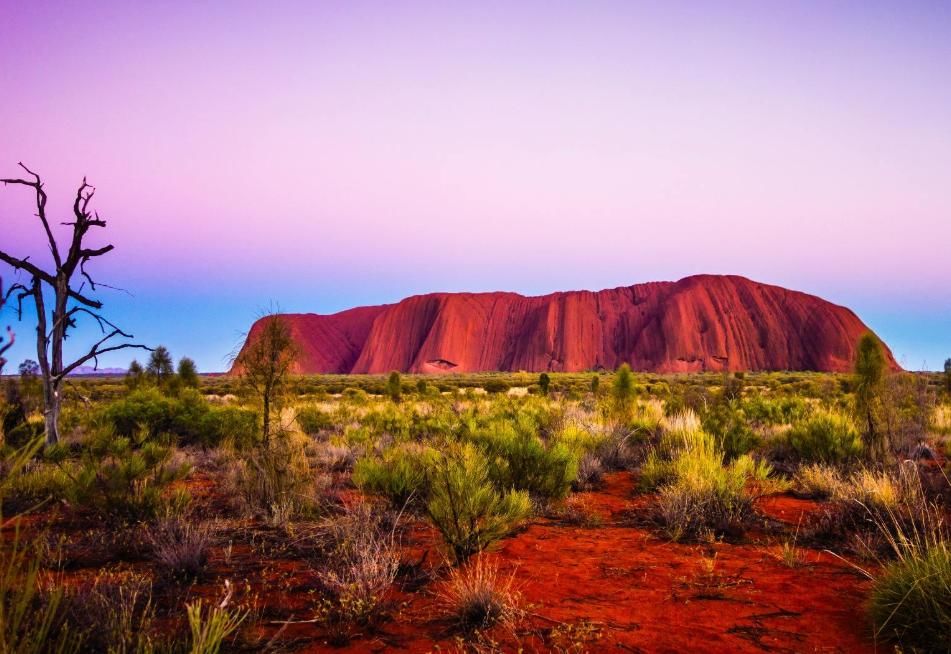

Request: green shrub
left=101, top=388, right=257, bottom=448
left=353, top=444, right=437, bottom=509
left=656, top=446, right=770, bottom=540
left=483, top=380, right=510, bottom=394
left=701, top=404, right=759, bottom=460
left=296, top=405, right=334, bottom=435
left=426, top=445, right=531, bottom=562
left=385, top=372, right=402, bottom=402
left=787, top=409, right=863, bottom=463
left=472, top=416, right=577, bottom=500
left=639, top=449, right=675, bottom=491
left=646, top=412, right=773, bottom=539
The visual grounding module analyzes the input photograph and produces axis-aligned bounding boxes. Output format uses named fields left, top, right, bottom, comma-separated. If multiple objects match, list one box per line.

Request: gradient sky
left=1, top=1, right=949, bottom=372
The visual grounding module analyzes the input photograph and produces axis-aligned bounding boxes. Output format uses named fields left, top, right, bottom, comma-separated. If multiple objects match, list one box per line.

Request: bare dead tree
left=1, top=163, right=150, bottom=444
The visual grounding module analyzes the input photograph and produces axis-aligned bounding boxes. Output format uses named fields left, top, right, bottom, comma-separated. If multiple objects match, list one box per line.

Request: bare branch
left=1, top=162, right=61, bottom=268
left=59, top=332, right=152, bottom=378
left=0, top=251, right=54, bottom=285
left=67, top=306, right=129, bottom=335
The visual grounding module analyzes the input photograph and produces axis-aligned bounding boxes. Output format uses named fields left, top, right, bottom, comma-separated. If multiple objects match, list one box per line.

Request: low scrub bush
left=59, top=571, right=162, bottom=653
left=0, top=508, right=79, bottom=652
left=787, top=409, right=862, bottom=463
left=102, top=388, right=258, bottom=449
left=225, top=433, right=322, bottom=524
left=296, top=405, right=334, bottom=435
left=313, top=504, right=400, bottom=644
left=426, top=445, right=531, bottom=562
left=572, top=453, right=604, bottom=491
left=66, top=429, right=191, bottom=522
left=353, top=443, right=437, bottom=509
left=472, top=416, right=577, bottom=500
left=931, top=403, right=951, bottom=435
left=794, top=463, right=844, bottom=499
left=864, top=471, right=950, bottom=651
left=647, top=412, right=773, bottom=539
left=869, top=543, right=951, bottom=649
left=656, top=448, right=770, bottom=540
left=702, top=404, right=759, bottom=460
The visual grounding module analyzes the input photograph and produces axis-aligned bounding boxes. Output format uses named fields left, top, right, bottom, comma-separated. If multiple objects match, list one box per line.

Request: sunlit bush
left=426, top=444, right=531, bottom=562
left=787, top=409, right=863, bottom=463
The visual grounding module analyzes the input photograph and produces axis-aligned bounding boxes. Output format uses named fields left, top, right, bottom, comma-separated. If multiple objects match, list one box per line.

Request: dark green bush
left=702, top=405, right=759, bottom=460
left=101, top=389, right=257, bottom=448
left=296, top=406, right=333, bottom=435
left=483, top=380, right=510, bottom=394
left=471, top=416, right=577, bottom=500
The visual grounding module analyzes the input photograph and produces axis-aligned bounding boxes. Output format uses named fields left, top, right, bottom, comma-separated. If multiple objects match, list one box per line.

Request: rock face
left=232, top=275, right=898, bottom=374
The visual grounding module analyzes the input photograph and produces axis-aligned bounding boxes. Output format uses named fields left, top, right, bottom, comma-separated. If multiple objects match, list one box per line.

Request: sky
left=1, top=1, right=949, bottom=373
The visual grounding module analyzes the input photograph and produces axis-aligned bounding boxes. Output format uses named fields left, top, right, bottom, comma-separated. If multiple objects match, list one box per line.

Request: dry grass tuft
left=437, top=555, right=522, bottom=634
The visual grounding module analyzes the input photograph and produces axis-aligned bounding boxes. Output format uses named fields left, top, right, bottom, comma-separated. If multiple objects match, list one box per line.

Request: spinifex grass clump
left=426, top=444, right=531, bottom=562
left=643, top=410, right=773, bottom=540
left=145, top=516, right=214, bottom=581
left=870, top=543, right=951, bottom=648
left=0, top=440, right=80, bottom=654
left=438, top=555, right=522, bottom=633
left=861, top=468, right=951, bottom=651
left=225, top=431, right=323, bottom=525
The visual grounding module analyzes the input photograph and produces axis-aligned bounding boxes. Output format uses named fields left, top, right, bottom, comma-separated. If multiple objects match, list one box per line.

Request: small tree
left=386, top=371, right=402, bottom=402
left=854, top=332, right=887, bottom=460
left=125, top=359, right=145, bottom=390
left=147, top=346, right=174, bottom=387
left=234, top=314, right=297, bottom=443
left=538, top=373, right=551, bottom=396
left=944, top=358, right=951, bottom=395
left=590, top=375, right=600, bottom=396
left=177, top=357, right=200, bottom=389
left=17, top=359, right=42, bottom=415
left=612, top=363, right=635, bottom=417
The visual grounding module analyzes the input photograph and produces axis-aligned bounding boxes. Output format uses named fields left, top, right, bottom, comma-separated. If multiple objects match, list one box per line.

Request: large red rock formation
left=232, top=275, right=897, bottom=374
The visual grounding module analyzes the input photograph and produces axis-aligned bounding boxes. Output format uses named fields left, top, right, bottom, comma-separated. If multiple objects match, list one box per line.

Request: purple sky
left=2, top=1, right=949, bottom=372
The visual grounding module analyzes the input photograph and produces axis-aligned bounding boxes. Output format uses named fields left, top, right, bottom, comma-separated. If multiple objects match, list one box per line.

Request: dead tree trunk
left=1, top=163, right=150, bottom=445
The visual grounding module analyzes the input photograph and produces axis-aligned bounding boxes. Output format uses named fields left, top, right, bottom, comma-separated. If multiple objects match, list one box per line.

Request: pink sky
left=1, top=1, right=949, bottom=371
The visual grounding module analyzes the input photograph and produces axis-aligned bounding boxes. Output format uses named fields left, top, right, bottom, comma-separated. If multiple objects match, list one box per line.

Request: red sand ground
left=241, top=473, right=874, bottom=652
